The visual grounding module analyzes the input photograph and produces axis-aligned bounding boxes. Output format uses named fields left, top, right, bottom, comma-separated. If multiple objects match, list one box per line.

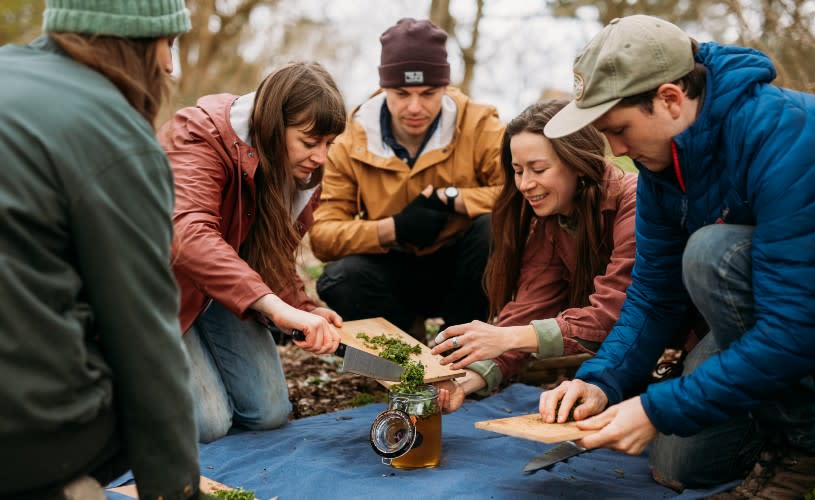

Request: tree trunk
left=429, top=0, right=485, bottom=96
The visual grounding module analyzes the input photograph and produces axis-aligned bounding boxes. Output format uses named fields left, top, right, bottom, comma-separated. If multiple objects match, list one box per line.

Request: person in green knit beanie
left=0, top=2, right=218, bottom=500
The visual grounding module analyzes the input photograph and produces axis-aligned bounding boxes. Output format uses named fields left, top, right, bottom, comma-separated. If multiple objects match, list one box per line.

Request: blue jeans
left=183, top=301, right=291, bottom=443
left=650, top=224, right=815, bottom=489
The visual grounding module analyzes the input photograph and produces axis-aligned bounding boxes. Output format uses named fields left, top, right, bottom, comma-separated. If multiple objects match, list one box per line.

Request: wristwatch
left=443, top=186, right=459, bottom=212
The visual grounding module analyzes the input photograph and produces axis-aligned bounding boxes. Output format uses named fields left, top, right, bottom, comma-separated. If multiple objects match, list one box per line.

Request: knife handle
left=290, top=329, right=346, bottom=357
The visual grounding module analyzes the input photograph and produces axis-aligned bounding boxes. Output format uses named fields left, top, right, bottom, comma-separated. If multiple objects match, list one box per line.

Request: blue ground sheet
left=107, top=383, right=738, bottom=499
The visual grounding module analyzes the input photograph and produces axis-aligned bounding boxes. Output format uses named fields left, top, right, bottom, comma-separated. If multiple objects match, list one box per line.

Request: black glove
left=393, top=194, right=448, bottom=248
left=419, top=189, right=448, bottom=212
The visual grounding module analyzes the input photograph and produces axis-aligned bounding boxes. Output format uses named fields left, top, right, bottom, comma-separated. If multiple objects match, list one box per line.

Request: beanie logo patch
left=404, top=71, right=425, bottom=84
left=573, top=72, right=585, bottom=101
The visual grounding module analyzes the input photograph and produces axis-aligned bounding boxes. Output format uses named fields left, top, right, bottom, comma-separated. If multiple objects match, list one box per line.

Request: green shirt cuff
left=466, top=360, right=502, bottom=396
left=531, top=318, right=564, bottom=358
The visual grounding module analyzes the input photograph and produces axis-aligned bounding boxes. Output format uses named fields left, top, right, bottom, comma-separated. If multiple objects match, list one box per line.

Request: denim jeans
left=650, top=224, right=815, bottom=489
left=183, top=301, right=291, bottom=443
left=317, top=214, right=491, bottom=333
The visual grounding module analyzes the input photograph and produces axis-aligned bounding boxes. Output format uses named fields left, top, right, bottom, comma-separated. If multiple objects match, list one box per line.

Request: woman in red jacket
left=161, top=62, right=346, bottom=442
left=432, top=100, right=638, bottom=411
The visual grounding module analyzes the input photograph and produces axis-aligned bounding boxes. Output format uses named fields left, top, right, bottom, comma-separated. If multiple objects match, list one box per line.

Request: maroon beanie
left=379, top=18, right=451, bottom=88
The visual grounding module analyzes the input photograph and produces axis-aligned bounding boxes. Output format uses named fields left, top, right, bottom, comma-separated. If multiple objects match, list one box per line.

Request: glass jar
left=369, top=384, right=442, bottom=469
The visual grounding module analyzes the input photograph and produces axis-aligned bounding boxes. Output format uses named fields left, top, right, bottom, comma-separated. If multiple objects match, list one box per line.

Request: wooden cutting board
left=340, top=317, right=465, bottom=385
left=109, top=476, right=236, bottom=498
left=475, top=413, right=594, bottom=443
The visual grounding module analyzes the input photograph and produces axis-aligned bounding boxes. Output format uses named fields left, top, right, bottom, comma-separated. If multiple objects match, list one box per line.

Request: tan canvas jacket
left=310, top=87, right=505, bottom=260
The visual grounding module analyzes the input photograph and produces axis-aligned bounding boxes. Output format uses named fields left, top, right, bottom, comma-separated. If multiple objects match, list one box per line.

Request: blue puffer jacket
left=576, top=42, right=815, bottom=437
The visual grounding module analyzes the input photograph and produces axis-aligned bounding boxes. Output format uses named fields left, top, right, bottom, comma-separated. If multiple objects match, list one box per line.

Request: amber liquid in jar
left=388, top=385, right=442, bottom=469
left=390, top=410, right=442, bottom=468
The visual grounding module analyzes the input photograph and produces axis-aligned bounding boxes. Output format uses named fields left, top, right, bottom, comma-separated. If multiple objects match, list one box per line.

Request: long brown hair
left=49, top=33, right=170, bottom=128
left=242, top=62, right=346, bottom=292
left=484, top=99, right=616, bottom=320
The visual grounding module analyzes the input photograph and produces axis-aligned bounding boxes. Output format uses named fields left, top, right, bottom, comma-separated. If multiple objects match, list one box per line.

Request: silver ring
left=451, top=337, right=459, bottom=349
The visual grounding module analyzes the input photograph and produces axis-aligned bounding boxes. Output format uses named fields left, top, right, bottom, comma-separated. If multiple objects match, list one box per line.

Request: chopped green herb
left=390, top=360, right=426, bottom=394
left=212, top=487, right=256, bottom=499
left=355, top=332, right=430, bottom=398
left=356, top=332, right=421, bottom=365
left=555, top=400, right=581, bottom=422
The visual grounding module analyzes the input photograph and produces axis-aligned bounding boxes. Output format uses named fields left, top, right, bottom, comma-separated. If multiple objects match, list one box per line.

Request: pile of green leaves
left=389, top=360, right=425, bottom=394
left=554, top=400, right=580, bottom=422
left=356, top=332, right=421, bottom=364
left=355, top=332, right=426, bottom=393
left=212, top=488, right=256, bottom=499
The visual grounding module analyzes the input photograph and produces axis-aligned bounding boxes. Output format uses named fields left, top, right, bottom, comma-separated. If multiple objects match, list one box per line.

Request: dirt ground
left=279, top=341, right=390, bottom=419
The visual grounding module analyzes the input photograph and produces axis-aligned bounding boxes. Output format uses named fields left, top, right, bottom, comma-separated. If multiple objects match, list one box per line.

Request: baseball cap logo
left=573, top=72, right=585, bottom=100
left=404, top=71, right=424, bottom=84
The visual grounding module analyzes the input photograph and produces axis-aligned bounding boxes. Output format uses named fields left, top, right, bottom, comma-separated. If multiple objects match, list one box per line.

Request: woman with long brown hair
left=0, top=2, right=212, bottom=498
left=161, top=61, right=347, bottom=442
left=431, top=100, right=637, bottom=411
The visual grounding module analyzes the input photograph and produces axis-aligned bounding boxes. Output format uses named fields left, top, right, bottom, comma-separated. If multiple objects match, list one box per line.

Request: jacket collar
left=229, top=91, right=255, bottom=145
left=196, top=93, right=260, bottom=182
left=351, top=90, right=458, bottom=162
left=671, top=42, right=775, bottom=194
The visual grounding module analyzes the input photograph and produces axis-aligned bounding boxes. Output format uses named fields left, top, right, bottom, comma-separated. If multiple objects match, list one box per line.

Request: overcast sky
left=244, top=0, right=604, bottom=121
left=240, top=0, right=810, bottom=120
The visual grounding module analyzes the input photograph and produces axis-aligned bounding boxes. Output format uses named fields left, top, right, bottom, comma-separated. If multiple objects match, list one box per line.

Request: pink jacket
left=159, top=94, right=317, bottom=333
left=492, top=166, right=638, bottom=381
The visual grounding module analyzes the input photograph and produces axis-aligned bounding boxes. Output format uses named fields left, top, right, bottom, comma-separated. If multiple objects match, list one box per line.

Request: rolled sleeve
left=531, top=318, right=565, bottom=358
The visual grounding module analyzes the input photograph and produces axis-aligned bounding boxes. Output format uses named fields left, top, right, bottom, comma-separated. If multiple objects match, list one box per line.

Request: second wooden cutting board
left=340, top=317, right=465, bottom=385
left=475, top=413, right=594, bottom=443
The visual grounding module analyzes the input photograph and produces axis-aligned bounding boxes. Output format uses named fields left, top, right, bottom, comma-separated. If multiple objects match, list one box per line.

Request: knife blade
left=290, top=330, right=404, bottom=381
left=523, top=441, right=586, bottom=474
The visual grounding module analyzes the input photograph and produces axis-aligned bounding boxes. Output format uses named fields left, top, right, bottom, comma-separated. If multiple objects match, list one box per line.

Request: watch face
left=444, top=186, right=459, bottom=198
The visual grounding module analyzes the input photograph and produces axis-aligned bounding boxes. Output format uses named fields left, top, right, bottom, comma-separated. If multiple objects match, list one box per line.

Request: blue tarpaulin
left=107, top=383, right=738, bottom=499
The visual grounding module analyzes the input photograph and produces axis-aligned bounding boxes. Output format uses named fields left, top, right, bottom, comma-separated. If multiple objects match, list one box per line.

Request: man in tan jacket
left=311, top=18, right=505, bottom=337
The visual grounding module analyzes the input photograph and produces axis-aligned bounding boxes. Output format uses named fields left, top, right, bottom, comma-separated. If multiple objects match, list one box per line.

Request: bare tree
left=171, top=0, right=347, bottom=111
left=429, top=0, right=486, bottom=96
left=430, top=0, right=455, bottom=34
left=177, top=0, right=271, bottom=103
left=1, top=0, right=43, bottom=45
left=546, top=0, right=815, bottom=92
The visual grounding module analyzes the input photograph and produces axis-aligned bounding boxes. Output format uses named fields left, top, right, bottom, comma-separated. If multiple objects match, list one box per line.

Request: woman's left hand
left=310, top=307, right=343, bottom=328
left=430, top=321, right=536, bottom=370
left=434, top=379, right=466, bottom=413
left=574, top=396, right=657, bottom=455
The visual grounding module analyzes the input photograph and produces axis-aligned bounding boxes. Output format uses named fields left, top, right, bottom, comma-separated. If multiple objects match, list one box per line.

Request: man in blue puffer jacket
left=541, top=15, right=815, bottom=498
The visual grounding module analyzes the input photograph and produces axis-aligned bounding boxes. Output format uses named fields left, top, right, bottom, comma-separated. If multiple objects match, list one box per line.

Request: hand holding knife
left=289, top=329, right=404, bottom=381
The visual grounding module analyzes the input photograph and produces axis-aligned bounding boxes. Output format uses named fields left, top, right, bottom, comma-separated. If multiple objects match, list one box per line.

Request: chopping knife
left=290, top=329, right=404, bottom=381
left=523, top=441, right=586, bottom=474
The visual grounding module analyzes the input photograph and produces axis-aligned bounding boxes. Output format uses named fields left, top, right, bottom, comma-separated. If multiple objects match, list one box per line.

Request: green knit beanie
left=43, top=0, right=191, bottom=38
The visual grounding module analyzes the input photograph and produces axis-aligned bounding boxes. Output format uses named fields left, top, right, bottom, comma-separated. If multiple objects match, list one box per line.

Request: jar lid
left=369, top=409, right=417, bottom=459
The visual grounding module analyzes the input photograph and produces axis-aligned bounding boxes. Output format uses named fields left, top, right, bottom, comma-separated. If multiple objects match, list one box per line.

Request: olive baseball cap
left=544, top=15, right=694, bottom=138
